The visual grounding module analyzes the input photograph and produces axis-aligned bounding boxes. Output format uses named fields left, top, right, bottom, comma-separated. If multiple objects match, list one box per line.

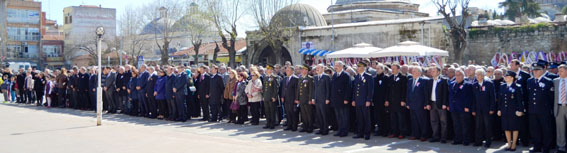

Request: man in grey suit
left=312, top=64, right=331, bottom=135
left=555, top=65, right=567, bottom=153
left=103, top=67, right=117, bottom=113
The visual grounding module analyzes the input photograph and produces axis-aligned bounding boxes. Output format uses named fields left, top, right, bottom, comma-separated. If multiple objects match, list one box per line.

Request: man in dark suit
left=165, top=66, right=177, bottom=120
left=312, top=64, right=331, bottom=135
left=116, top=66, right=130, bottom=113
left=296, top=65, right=314, bottom=133
left=406, top=66, right=431, bottom=141
left=281, top=66, right=299, bottom=131
left=208, top=65, right=225, bottom=122
left=510, top=59, right=531, bottom=146
left=103, top=67, right=117, bottom=113
left=386, top=63, right=409, bottom=139
left=198, top=65, right=211, bottom=121
left=471, top=69, right=497, bottom=148
left=146, top=67, right=158, bottom=118
left=137, top=65, right=150, bottom=117
left=373, top=63, right=390, bottom=137
left=428, top=65, right=449, bottom=143
left=331, top=61, right=351, bottom=137
left=528, top=62, right=555, bottom=153
left=69, top=67, right=79, bottom=108
left=78, top=67, right=90, bottom=110
left=352, top=61, right=374, bottom=140
left=174, top=66, right=189, bottom=122
left=263, top=64, right=280, bottom=129
left=16, top=68, right=25, bottom=103
left=88, top=68, right=98, bottom=111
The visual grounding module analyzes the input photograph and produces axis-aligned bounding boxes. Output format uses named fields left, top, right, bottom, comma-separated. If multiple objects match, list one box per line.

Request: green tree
left=562, top=6, right=567, bottom=14
left=499, top=0, right=541, bottom=20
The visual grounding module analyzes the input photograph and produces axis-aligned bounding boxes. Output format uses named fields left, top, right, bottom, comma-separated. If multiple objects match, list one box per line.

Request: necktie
left=562, top=79, right=566, bottom=105
left=286, top=77, right=290, bottom=86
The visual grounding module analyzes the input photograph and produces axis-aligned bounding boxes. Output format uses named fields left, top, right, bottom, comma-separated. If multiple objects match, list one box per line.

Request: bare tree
left=119, top=6, right=147, bottom=65
left=433, top=0, right=471, bottom=64
left=140, top=0, right=185, bottom=65
left=250, top=0, right=297, bottom=65
left=206, top=0, right=246, bottom=68
left=64, top=34, right=111, bottom=65
left=175, top=0, right=215, bottom=65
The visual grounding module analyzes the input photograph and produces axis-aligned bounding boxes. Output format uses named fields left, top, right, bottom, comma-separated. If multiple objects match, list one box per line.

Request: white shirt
left=431, top=76, right=438, bottom=101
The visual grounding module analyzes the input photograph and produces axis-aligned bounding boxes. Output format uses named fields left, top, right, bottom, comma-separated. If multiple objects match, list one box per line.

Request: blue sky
left=38, top=0, right=506, bottom=36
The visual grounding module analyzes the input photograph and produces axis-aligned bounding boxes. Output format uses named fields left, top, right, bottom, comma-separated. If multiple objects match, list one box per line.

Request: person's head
left=265, top=64, right=274, bottom=75
left=118, top=66, right=125, bottom=73
left=455, top=69, right=465, bottom=83
left=251, top=70, right=260, bottom=80
left=315, top=64, right=324, bottom=75
left=510, top=60, right=521, bottom=71
left=375, top=63, right=384, bottom=74
left=475, top=69, right=486, bottom=82
left=177, top=66, right=185, bottom=74
left=140, top=64, right=147, bottom=72
left=356, top=62, right=367, bottom=74
left=465, top=65, right=476, bottom=78
left=72, top=66, right=78, bottom=74
left=284, top=61, right=292, bottom=68
left=219, top=66, right=227, bottom=74
left=494, top=69, right=503, bottom=80
left=429, top=66, right=441, bottom=78
left=211, top=65, right=218, bottom=74
left=80, top=67, right=86, bottom=74
left=532, top=63, right=546, bottom=78
left=559, top=65, right=567, bottom=78
left=19, top=68, right=24, bottom=73
left=148, top=66, right=155, bottom=74
left=401, top=65, right=409, bottom=74
left=486, top=66, right=494, bottom=77
left=286, top=66, right=295, bottom=77
left=505, top=71, right=517, bottom=84
left=411, top=66, right=422, bottom=78
left=229, top=70, right=237, bottom=79
left=238, top=72, right=248, bottom=81
left=158, top=70, right=165, bottom=76
left=391, top=63, right=400, bottom=74
left=131, top=69, right=139, bottom=78
left=300, top=65, right=310, bottom=76
left=334, top=61, right=344, bottom=73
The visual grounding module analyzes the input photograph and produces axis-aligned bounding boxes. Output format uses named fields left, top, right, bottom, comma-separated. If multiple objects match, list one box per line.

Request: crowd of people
left=3, top=58, right=567, bottom=153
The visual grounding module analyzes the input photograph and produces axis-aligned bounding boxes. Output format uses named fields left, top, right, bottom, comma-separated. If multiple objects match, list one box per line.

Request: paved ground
left=0, top=102, right=531, bottom=153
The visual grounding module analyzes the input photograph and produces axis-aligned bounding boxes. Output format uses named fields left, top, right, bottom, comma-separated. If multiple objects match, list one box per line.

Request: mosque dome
left=269, top=3, right=327, bottom=28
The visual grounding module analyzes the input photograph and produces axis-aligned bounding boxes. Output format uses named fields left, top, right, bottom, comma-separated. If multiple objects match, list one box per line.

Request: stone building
left=245, top=0, right=449, bottom=66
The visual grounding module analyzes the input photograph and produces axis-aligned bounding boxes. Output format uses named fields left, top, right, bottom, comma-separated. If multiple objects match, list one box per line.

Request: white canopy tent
left=369, top=41, right=449, bottom=57
left=326, top=43, right=382, bottom=58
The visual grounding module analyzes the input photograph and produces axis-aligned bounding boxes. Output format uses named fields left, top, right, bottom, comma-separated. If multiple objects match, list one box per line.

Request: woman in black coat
left=497, top=71, right=524, bottom=151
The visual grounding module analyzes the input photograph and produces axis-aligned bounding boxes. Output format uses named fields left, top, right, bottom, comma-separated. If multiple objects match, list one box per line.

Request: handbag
left=230, top=100, right=239, bottom=111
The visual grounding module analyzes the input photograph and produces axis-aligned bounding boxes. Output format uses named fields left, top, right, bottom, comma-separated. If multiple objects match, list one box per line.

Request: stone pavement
left=0, top=102, right=530, bottom=153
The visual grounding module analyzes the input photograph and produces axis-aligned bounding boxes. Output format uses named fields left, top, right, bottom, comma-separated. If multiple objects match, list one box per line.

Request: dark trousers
left=185, top=95, right=193, bottom=119
left=250, top=102, right=261, bottom=124
left=452, top=112, right=473, bottom=144
left=335, top=105, right=350, bottom=135
left=147, top=95, right=157, bottom=118
left=529, top=113, right=554, bottom=150
left=520, top=115, right=530, bottom=145
left=200, top=97, right=210, bottom=120
left=175, top=93, right=187, bottom=121
left=90, top=91, right=96, bottom=111
left=70, top=90, right=78, bottom=108
left=355, top=106, right=371, bottom=137
left=191, top=95, right=201, bottom=117
left=221, top=98, right=231, bottom=119
left=17, top=88, right=24, bottom=103
left=25, top=89, right=33, bottom=104
left=130, top=99, right=139, bottom=116
left=300, top=103, right=314, bottom=131
left=390, top=110, right=409, bottom=136
left=77, top=91, right=87, bottom=109
left=236, top=104, right=248, bottom=124
left=35, top=90, right=44, bottom=106
left=157, top=99, right=168, bottom=117
left=474, top=112, right=493, bottom=144
left=137, top=91, right=148, bottom=116
left=166, top=98, right=177, bottom=120
left=57, top=88, right=66, bottom=107
left=430, top=106, right=448, bottom=141
left=264, top=99, right=277, bottom=128
left=373, top=104, right=389, bottom=136
left=105, top=89, right=116, bottom=113
left=118, top=95, right=128, bottom=112
left=210, top=101, right=220, bottom=121
left=410, top=109, right=429, bottom=138
left=284, top=101, right=298, bottom=130
left=315, top=102, right=330, bottom=133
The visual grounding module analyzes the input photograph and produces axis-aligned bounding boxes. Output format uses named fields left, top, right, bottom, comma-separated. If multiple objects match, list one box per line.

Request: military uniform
left=262, top=73, right=280, bottom=129
left=498, top=83, right=524, bottom=131
left=296, top=74, right=314, bottom=132
left=352, top=71, right=374, bottom=140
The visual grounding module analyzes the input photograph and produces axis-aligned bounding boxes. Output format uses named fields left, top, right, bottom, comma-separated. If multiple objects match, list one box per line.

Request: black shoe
left=364, top=135, right=370, bottom=140
left=352, top=135, right=363, bottom=139
left=429, top=139, right=440, bottom=143
left=530, top=148, right=542, bottom=153
left=334, top=133, right=341, bottom=136
left=484, top=143, right=491, bottom=148
left=299, top=129, right=306, bottom=132
left=315, top=132, right=322, bottom=135
left=340, top=133, right=348, bottom=137
left=451, top=141, right=462, bottom=145
left=269, top=126, right=275, bottom=129
left=200, top=118, right=207, bottom=121
left=263, top=126, right=270, bottom=129
left=306, top=130, right=313, bottom=133
left=291, top=129, right=297, bottom=132
left=463, top=142, right=470, bottom=146
left=473, top=143, right=482, bottom=147
left=440, top=140, right=447, bottom=144
left=509, top=148, right=516, bottom=152
left=320, top=132, right=328, bottom=136
left=373, top=133, right=380, bottom=136
left=284, top=128, right=291, bottom=131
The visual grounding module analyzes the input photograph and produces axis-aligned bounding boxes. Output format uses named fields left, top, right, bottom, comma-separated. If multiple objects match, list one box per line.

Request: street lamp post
left=95, top=26, right=104, bottom=126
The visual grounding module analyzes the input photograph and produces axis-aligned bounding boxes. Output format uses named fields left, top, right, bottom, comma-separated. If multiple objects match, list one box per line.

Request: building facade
left=3, top=0, right=42, bottom=68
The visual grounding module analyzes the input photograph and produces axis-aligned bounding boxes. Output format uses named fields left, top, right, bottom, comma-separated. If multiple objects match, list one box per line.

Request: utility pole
left=95, top=26, right=104, bottom=126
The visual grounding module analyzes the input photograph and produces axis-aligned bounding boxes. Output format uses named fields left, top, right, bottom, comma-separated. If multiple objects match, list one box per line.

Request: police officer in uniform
left=498, top=71, right=525, bottom=152
left=352, top=61, right=374, bottom=140
left=527, top=61, right=554, bottom=153
left=262, top=64, right=280, bottom=129
left=296, top=65, right=314, bottom=133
